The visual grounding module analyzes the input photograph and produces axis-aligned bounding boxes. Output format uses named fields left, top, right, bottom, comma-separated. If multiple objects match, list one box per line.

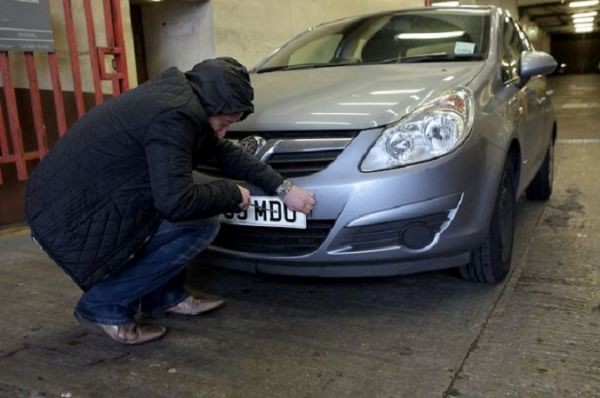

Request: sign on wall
left=0, top=0, right=55, bottom=52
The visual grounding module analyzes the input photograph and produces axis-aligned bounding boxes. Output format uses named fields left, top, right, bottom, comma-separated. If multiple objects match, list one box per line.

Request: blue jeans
left=74, top=218, right=220, bottom=325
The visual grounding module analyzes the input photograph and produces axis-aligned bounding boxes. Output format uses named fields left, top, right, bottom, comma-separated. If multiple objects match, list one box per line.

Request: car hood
left=233, top=62, right=485, bottom=131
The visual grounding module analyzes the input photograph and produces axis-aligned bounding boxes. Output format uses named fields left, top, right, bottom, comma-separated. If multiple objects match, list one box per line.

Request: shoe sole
left=75, top=315, right=167, bottom=345
left=166, top=300, right=226, bottom=316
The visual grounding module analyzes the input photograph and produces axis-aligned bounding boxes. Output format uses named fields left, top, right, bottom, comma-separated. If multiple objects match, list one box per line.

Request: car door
left=517, top=23, right=554, bottom=163
left=500, top=17, right=540, bottom=186
left=514, top=20, right=549, bottom=171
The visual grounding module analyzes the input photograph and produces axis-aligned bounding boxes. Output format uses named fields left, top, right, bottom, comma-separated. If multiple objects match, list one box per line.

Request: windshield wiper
left=400, top=53, right=484, bottom=63
left=370, top=52, right=484, bottom=64
left=255, top=53, right=485, bottom=73
left=255, top=63, right=329, bottom=73
left=255, top=61, right=360, bottom=73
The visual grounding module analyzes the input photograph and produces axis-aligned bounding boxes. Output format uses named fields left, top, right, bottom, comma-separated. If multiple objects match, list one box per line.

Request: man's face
left=208, top=113, right=243, bottom=139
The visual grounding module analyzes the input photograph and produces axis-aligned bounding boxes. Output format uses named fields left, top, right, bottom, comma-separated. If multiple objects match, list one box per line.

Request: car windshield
left=255, top=8, right=490, bottom=73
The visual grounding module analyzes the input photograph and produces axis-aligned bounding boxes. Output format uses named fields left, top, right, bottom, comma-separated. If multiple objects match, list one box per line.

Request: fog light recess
left=400, top=223, right=435, bottom=249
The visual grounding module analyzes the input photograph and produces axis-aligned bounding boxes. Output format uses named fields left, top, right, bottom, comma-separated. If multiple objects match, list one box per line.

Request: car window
left=255, top=8, right=490, bottom=72
left=289, top=34, right=344, bottom=64
left=360, top=13, right=485, bottom=61
left=501, top=16, right=526, bottom=83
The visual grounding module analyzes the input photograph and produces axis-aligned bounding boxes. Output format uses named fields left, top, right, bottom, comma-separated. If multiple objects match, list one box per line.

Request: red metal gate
left=0, top=0, right=129, bottom=186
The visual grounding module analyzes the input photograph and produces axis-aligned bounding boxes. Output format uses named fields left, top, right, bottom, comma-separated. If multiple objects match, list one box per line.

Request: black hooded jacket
left=25, top=58, right=284, bottom=290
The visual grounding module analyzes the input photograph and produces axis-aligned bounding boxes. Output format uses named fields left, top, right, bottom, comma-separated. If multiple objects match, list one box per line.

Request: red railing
left=0, top=0, right=129, bottom=186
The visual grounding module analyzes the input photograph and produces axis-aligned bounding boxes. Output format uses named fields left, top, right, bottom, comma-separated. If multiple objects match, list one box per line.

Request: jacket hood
left=234, top=62, right=485, bottom=131
left=185, top=57, right=254, bottom=120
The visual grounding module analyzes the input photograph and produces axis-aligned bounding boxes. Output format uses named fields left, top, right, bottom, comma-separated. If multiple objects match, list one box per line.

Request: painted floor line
left=556, top=139, right=600, bottom=144
left=561, top=103, right=600, bottom=109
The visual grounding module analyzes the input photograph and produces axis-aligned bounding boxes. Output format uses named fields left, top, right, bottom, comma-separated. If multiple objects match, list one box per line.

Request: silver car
left=199, top=6, right=557, bottom=282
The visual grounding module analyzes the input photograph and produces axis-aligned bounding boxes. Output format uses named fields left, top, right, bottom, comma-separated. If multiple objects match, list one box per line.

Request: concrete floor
left=1, top=74, right=599, bottom=398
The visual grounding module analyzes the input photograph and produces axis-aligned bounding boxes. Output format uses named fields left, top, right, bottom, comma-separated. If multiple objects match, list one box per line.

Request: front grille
left=196, top=130, right=358, bottom=178
left=212, top=220, right=335, bottom=255
left=266, top=150, right=342, bottom=177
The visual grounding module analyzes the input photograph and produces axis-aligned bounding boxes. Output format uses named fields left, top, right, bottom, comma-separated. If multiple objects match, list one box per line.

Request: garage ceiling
left=519, top=0, right=600, bottom=34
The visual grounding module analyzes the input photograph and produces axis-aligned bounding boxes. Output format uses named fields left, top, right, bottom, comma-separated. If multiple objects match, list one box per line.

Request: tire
left=460, top=158, right=516, bottom=283
left=526, top=141, right=554, bottom=201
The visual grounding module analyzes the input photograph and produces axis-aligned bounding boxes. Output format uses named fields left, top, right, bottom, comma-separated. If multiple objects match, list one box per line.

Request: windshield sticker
left=454, top=41, right=476, bottom=55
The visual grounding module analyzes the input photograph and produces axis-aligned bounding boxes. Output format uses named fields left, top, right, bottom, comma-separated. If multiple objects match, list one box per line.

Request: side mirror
left=520, top=51, right=557, bottom=79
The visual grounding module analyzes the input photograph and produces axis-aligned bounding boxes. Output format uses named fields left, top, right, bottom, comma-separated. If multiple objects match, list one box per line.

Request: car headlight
left=360, top=88, right=474, bottom=172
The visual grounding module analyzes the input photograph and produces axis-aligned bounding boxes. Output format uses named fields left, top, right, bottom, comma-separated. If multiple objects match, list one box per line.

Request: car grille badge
left=239, top=136, right=267, bottom=156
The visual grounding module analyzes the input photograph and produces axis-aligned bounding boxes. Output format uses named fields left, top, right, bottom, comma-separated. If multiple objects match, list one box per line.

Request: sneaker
left=98, top=322, right=167, bottom=345
left=166, top=296, right=225, bottom=316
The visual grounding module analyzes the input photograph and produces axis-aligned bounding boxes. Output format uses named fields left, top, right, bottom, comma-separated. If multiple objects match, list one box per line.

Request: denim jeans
left=74, top=217, right=220, bottom=325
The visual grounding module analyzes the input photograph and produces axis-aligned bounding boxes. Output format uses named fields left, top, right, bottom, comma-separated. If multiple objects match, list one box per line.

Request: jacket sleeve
left=199, top=134, right=285, bottom=194
left=144, top=111, right=243, bottom=221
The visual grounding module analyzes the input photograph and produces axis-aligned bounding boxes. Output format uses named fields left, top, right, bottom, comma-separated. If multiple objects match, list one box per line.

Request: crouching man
left=25, top=57, right=314, bottom=344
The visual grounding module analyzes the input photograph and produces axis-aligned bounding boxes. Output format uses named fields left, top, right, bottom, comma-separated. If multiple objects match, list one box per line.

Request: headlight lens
left=361, top=88, right=474, bottom=172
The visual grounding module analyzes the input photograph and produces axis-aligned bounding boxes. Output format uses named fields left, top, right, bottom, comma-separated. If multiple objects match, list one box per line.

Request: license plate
left=219, top=196, right=307, bottom=229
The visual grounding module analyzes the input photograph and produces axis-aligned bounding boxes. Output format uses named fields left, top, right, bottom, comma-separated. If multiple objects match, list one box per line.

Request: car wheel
left=460, top=158, right=516, bottom=283
left=525, top=141, right=554, bottom=201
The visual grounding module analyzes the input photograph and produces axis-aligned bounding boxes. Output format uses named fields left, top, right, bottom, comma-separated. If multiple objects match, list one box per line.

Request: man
left=25, top=57, right=315, bottom=345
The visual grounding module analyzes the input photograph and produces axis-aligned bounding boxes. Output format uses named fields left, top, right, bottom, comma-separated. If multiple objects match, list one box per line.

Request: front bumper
left=203, top=128, right=506, bottom=276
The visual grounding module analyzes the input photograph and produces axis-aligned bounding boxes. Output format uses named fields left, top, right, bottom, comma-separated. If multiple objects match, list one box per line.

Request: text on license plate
left=219, top=196, right=306, bottom=229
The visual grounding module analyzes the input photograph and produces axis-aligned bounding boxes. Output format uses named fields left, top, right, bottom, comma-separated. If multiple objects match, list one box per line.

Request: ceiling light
left=338, top=102, right=398, bottom=106
left=575, top=26, right=594, bottom=32
left=572, top=11, right=598, bottom=17
left=572, top=17, right=595, bottom=22
left=396, top=31, right=465, bottom=39
left=569, top=0, right=599, bottom=8
left=370, top=89, right=425, bottom=95
left=432, top=1, right=460, bottom=6
left=574, top=22, right=595, bottom=27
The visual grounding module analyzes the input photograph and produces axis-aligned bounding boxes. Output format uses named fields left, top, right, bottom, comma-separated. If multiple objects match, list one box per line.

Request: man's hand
left=237, top=185, right=251, bottom=210
left=282, top=185, right=315, bottom=215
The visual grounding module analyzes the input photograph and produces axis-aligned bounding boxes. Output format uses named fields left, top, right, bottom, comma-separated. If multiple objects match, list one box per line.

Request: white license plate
left=219, top=196, right=306, bottom=229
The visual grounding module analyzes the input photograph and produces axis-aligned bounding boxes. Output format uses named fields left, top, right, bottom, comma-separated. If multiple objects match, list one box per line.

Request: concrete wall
left=211, top=0, right=424, bottom=69
left=141, top=1, right=214, bottom=78
left=536, top=30, right=550, bottom=52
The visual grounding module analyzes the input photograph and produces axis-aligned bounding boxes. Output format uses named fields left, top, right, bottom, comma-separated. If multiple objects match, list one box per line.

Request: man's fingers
left=280, top=185, right=316, bottom=215
left=302, top=196, right=315, bottom=214
left=237, top=185, right=251, bottom=210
